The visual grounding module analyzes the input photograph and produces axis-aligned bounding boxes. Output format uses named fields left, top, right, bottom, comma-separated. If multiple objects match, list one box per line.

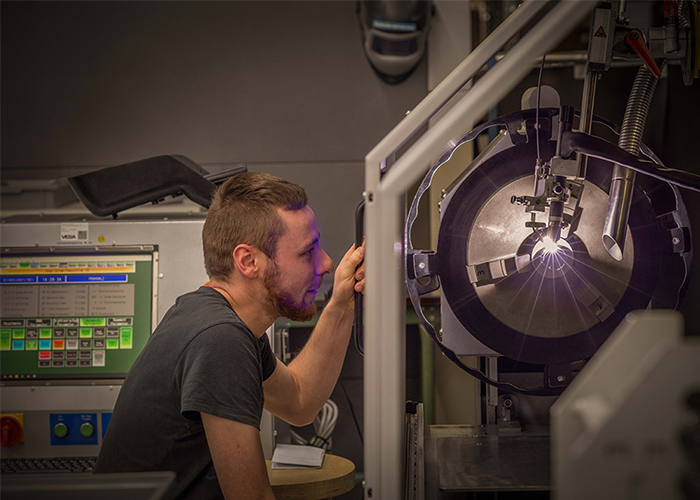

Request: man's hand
left=201, top=413, right=276, bottom=500
left=329, top=243, right=365, bottom=308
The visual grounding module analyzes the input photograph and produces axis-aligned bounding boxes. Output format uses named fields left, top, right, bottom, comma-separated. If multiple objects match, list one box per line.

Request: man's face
left=263, top=206, right=334, bottom=322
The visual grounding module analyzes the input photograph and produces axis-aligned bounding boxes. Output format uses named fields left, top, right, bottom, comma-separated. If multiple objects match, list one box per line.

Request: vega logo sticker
left=60, top=223, right=89, bottom=243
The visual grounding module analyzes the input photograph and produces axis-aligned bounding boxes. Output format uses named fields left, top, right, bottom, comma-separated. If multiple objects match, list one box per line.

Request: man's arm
left=263, top=244, right=364, bottom=426
left=201, top=412, right=276, bottom=500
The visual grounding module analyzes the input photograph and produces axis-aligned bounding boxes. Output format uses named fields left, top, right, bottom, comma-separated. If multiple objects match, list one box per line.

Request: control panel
left=0, top=384, right=120, bottom=459
left=49, top=413, right=98, bottom=446
left=0, top=216, right=209, bottom=462
left=0, top=216, right=276, bottom=462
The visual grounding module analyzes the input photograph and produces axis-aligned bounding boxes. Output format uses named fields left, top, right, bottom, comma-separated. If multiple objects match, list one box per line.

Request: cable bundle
left=290, top=399, right=338, bottom=451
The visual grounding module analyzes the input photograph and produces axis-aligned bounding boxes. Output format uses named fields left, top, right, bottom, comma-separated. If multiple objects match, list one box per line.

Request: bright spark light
left=532, top=237, right=572, bottom=257
left=542, top=237, right=559, bottom=254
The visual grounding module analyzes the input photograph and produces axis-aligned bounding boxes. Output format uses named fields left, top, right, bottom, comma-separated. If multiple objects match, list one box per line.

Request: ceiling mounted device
left=357, top=0, right=433, bottom=84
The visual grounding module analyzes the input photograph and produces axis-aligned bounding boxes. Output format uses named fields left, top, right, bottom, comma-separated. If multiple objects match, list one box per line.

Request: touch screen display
left=0, top=248, right=156, bottom=380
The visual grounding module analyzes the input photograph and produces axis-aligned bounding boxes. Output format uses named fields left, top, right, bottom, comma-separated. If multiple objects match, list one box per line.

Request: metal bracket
left=406, top=250, right=440, bottom=295
left=546, top=363, right=573, bottom=388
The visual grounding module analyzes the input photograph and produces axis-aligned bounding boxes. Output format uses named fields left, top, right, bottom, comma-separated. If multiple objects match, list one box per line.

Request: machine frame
left=363, top=2, right=597, bottom=498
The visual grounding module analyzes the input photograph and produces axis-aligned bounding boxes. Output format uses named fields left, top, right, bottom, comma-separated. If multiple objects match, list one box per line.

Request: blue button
left=12, top=340, right=25, bottom=350
left=39, top=339, right=52, bottom=350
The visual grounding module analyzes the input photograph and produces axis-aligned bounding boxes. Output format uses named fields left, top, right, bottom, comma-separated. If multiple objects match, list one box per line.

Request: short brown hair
left=202, top=172, right=307, bottom=282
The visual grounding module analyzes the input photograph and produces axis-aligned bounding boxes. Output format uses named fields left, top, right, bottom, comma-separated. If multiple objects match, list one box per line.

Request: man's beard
left=263, top=267, right=317, bottom=322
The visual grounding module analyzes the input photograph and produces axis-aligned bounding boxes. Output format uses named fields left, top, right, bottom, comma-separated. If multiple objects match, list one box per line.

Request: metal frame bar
left=363, top=2, right=596, bottom=498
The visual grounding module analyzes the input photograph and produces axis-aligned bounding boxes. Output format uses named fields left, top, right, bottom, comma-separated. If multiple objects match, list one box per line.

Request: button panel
left=1, top=317, right=133, bottom=371
left=49, top=413, right=98, bottom=446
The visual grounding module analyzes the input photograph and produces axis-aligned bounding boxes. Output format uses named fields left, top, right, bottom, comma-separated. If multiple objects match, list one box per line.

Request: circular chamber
left=436, top=140, right=691, bottom=366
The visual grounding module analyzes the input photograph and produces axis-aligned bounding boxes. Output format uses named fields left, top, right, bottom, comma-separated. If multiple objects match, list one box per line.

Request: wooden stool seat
left=265, top=454, right=355, bottom=500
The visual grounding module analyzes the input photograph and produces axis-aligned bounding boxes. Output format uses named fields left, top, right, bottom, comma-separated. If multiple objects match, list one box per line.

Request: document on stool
left=271, top=444, right=325, bottom=470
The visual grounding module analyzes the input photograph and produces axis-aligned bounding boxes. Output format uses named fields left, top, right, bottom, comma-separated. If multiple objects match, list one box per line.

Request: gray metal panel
left=440, top=295, right=499, bottom=357
left=551, top=311, right=699, bottom=500
left=1, top=385, right=120, bottom=459
left=2, top=385, right=122, bottom=412
left=437, top=430, right=550, bottom=491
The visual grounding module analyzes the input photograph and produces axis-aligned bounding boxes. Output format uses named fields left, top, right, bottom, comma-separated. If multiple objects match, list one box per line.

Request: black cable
left=339, top=378, right=363, bottom=445
left=535, top=53, right=546, bottom=160
left=562, top=131, right=700, bottom=192
left=353, top=199, right=366, bottom=356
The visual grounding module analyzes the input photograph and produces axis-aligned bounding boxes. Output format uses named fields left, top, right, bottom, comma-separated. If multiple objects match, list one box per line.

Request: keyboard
left=1, top=456, right=96, bottom=474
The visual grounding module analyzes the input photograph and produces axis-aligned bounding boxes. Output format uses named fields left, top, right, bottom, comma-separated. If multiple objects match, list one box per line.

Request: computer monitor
left=0, top=246, right=158, bottom=381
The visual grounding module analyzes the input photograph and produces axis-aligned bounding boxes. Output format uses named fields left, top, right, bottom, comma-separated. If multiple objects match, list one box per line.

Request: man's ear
left=232, top=244, right=261, bottom=279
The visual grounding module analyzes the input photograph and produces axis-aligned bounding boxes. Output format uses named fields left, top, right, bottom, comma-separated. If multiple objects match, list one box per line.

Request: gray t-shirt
left=94, top=286, right=277, bottom=499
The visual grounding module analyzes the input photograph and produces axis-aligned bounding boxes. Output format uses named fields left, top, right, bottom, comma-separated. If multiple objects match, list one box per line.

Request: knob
left=80, top=422, right=94, bottom=438
left=53, top=422, right=68, bottom=438
left=1, top=416, right=23, bottom=447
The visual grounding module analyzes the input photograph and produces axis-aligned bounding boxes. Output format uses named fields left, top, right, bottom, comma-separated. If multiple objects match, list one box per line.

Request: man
left=95, top=172, right=365, bottom=499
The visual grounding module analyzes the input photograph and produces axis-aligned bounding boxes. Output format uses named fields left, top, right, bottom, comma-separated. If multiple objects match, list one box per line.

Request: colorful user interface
left=1, top=252, right=154, bottom=380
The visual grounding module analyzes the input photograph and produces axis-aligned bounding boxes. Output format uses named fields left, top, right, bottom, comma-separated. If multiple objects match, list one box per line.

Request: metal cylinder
left=548, top=200, right=565, bottom=243
left=574, top=71, right=599, bottom=179
left=602, top=61, right=665, bottom=261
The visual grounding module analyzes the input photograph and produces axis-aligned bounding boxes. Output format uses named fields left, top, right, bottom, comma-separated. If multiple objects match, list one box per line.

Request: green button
left=120, top=327, right=133, bottom=349
left=79, top=328, right=92, bottom=338
left=54, top=318, right=79, bottom=327
left=26, top=340, right=38, bottom=350
left=29, top=319, right=52, bottom=328
left=1, top=320, right=24, bottom=327
left=80, top=423, right=94, bottom=438
left=39, top=328, right=52, bottom=339
left=12, top=329, right=25, bottom=339
left=106, top=339, right=119, bottom=349
left=80, top=318, right=105, bottom=327
left=1, top=330, right=12, bottom=351
left=19, top=263, right=31, bottom=268
left=54, top=423, right=68, bottom=438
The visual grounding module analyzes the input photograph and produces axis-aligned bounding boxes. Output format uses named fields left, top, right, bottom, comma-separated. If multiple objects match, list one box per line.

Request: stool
left=266, top=454, right=355, bottom=500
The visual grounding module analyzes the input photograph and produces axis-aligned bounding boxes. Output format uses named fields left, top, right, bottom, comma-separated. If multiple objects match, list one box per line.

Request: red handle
left=0, top=416, right=22, bottom=447
left=664, top=0, right=679, bottom=19
left=625, top=30, right=661, bottom=78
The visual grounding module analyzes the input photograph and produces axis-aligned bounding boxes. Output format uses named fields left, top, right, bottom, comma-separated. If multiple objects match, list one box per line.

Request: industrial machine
left=406, top=0, right=696, bottom=399
left=0, top=159, right=277, bottom=473
left=363, top=0, right=700, bottom=498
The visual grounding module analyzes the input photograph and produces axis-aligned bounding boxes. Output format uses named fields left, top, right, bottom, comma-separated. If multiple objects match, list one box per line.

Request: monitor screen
left=0, top=246, right=157, bottom=381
